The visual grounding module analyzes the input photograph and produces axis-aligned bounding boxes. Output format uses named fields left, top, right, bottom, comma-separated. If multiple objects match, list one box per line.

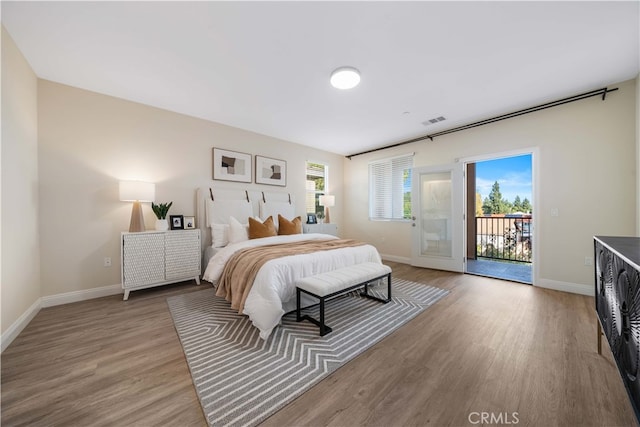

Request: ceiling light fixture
left=330, top=67, right=360, bottom=90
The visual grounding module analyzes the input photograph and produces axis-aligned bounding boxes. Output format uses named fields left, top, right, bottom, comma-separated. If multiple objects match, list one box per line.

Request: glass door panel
left=411, top=164, right=463, bottom=272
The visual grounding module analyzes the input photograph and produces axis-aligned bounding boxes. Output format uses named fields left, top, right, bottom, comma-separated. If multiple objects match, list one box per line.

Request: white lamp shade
left=319, top=195, right=335, bottom=207
left=119, top=181, right=155, bottom=202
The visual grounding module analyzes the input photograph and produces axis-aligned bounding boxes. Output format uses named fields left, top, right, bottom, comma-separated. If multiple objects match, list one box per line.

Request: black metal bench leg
left=359, top=274, right=392, bottom=304
left=320, top=297, right=327, bottom=336
left=386, top=272, right=392, bottom=302
left=297, top=289, right=333, bottom=335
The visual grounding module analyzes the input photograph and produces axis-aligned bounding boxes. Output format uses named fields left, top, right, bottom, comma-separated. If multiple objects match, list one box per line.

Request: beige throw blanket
left=216, top=239, right=367, bottom=312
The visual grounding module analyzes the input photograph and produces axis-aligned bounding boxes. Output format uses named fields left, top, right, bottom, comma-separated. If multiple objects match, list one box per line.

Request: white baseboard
left=377, top=256, right=593, bottom=297
left=380, top=254, right=411, bottom=264
left=41, top=284, right=123, bottom=308
left=2, top=284, right=123, bottom=353
left=1, top=298, right=42, bottom=353
left=536, top=278, right=594, bottom=296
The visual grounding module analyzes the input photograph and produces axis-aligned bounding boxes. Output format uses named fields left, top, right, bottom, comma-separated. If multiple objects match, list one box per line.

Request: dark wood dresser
left=594, top=236, right=640, bottom=423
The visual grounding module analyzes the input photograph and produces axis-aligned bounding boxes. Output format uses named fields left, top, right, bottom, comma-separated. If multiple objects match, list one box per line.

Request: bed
left=197, top=188, right=383, bottom=339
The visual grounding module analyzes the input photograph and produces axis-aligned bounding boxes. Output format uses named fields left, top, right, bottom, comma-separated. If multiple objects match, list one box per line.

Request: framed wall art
left=213, top=148, right=252, bottom=183
left=255, top=155, right=286, bottom=186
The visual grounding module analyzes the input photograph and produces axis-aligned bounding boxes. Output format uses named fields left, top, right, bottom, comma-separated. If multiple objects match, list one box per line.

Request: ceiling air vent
left=421, top=116, right=446, bottom=126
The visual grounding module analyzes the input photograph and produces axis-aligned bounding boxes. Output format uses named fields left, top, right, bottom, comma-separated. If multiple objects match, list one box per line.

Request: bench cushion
left=297, top=262, right=391, bottom=297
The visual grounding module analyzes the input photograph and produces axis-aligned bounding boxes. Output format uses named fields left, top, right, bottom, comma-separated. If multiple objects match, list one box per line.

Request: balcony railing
left=475, top=216, right=532, bottom=263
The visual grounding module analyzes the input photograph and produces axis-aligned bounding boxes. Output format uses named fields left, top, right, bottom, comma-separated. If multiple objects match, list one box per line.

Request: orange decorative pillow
left=248, top=216, right=277, bottom=239
left=278, top=214, right=302, bottom=235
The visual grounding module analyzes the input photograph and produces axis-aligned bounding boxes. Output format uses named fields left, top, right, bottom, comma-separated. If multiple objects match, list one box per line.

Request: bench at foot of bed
left=295, top=262, right=392, bottom=336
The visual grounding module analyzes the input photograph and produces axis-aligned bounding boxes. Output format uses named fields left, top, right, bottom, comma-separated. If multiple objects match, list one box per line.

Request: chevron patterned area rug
left=167, top=278, right=448, bottom=427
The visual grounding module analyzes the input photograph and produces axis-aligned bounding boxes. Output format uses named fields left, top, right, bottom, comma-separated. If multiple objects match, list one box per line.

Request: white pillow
left=228, top=216, right=249, bottom=244
left=211, top=223, right=230, bottom=248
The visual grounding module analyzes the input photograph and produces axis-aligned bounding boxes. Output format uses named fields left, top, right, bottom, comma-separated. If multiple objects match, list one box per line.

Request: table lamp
left=119, top=181, right=155, bottom=232
left=319, top=195, right=335, bottom=224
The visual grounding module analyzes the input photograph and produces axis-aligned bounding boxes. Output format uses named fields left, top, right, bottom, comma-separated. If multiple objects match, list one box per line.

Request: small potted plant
left=152, top=202, right=173, bottom=231
left=316, top=211, right=325, bottom=224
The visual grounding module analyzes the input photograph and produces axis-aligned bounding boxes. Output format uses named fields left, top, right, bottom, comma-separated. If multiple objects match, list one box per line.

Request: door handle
left=412, top=216, right=416, bottom=221
left=412, top=223, right=416, bottom=227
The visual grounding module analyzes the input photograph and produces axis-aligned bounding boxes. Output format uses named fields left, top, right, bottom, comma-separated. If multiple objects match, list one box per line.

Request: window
left=369, top=154, right=413, bottom=220
left=306, top=161, right=328, bottom=214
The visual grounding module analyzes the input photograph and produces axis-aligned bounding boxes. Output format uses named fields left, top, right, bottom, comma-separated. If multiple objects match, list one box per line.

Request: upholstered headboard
left=195, top=187, right=296, bottom=250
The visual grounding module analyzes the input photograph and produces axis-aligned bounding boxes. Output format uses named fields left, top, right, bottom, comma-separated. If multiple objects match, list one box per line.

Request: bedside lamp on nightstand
left=319, top=195, right=335, bottom=224
left=119, top=181, right=155, bottom=232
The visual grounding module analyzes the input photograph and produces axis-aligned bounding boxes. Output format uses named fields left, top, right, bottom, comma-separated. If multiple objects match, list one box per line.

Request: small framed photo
left=213, top=148, right=252, bottom=183
left=255, top=155, right=287, bottom=186
left=184, top=216, right=196, bottom=229
left=306, top=213, right=317, bottom=224
left=170, top=215, right=184, bottom=230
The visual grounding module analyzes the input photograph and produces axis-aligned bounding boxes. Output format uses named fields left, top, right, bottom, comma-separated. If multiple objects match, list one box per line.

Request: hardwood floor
left=2, top=263, right=637, bottom=426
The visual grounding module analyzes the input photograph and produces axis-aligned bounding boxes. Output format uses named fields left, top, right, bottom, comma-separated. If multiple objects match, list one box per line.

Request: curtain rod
left=346, top=86, right=618, bottom=159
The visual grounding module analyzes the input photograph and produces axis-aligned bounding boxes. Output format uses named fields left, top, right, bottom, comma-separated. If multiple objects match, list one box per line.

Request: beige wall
left=344, top=78, right=637, bottom=292
left=1, top=27, right=41, bottom=335
left=37, top=80, right=344, bottom=297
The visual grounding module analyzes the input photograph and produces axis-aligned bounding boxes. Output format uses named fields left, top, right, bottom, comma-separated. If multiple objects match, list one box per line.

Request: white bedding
left=203, top=246, right=222, bottom=269
left=202, top=233, right=382, bottom=339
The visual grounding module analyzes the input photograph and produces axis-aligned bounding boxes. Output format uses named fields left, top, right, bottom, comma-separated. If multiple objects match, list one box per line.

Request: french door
left=410, top=163, right=464, bottom=272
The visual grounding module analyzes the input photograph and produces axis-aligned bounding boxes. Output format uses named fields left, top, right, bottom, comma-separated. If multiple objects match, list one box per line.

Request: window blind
left=369, top=154, right=413, bottom=220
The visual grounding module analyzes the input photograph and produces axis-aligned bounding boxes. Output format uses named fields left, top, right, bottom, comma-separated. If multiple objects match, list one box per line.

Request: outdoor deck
left=466, top=258, right=532, bottom=284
